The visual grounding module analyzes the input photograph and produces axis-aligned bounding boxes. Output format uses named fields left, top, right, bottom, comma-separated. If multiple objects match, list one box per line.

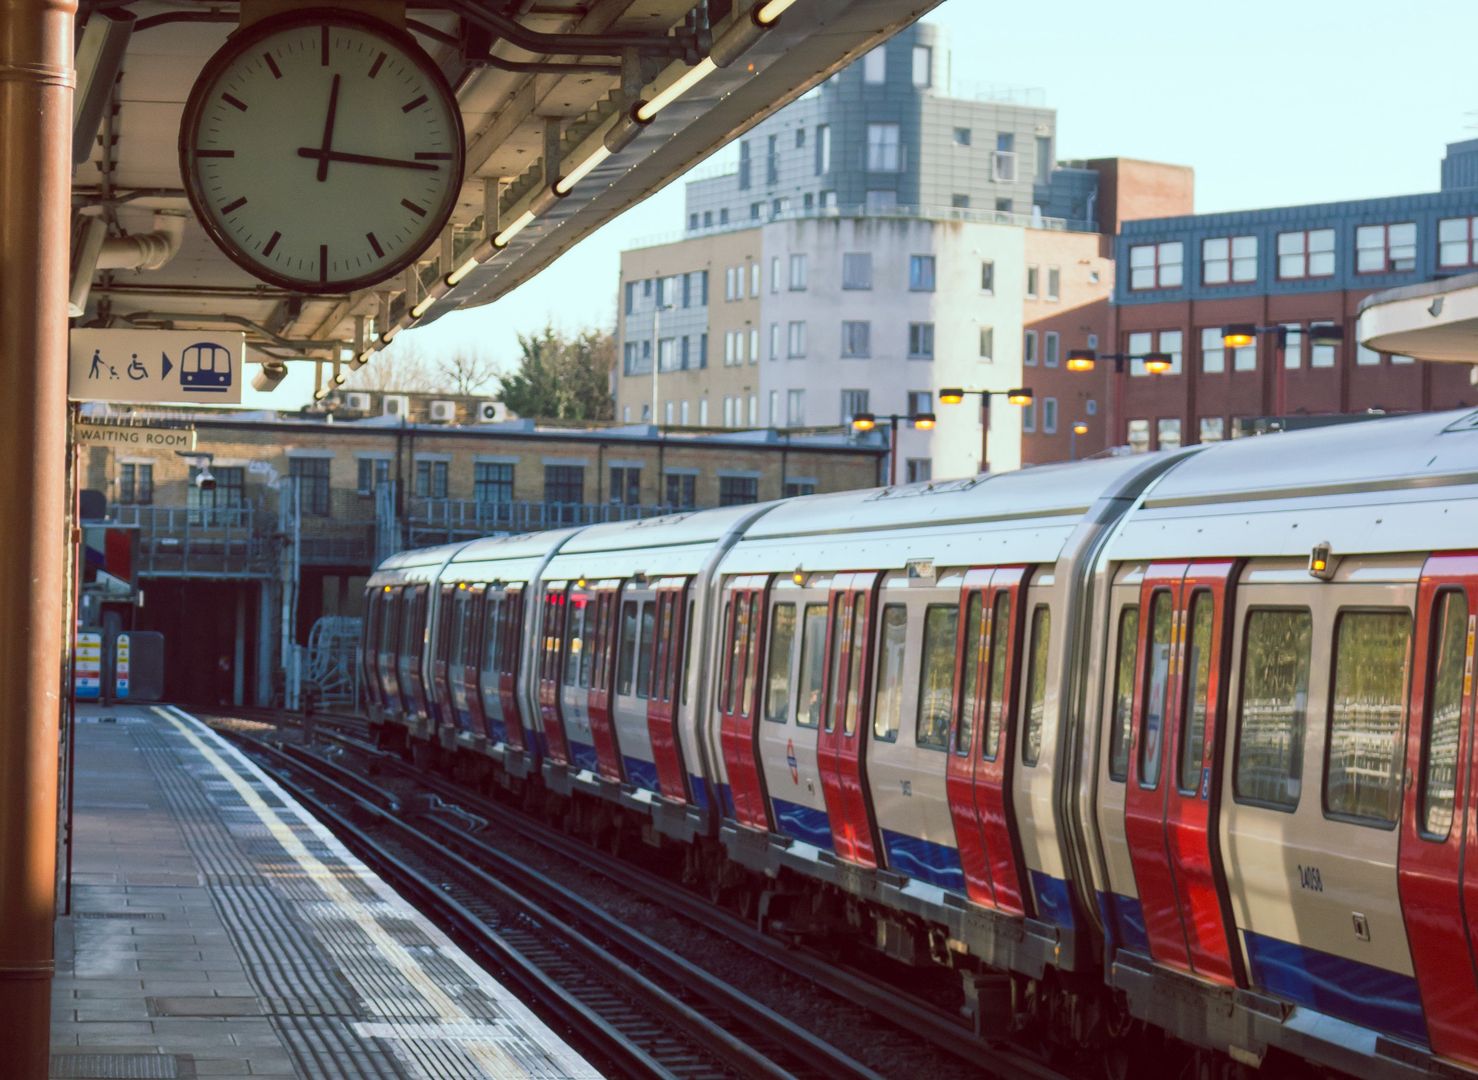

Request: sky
left=254, top=0, right=1478, bottom=409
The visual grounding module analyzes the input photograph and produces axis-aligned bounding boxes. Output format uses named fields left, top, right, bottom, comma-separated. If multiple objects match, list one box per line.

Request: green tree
left=498, top=325, right=615, bottom=421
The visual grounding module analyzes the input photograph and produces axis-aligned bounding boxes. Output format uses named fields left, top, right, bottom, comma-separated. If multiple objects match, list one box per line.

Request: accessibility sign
left=74, top=418, right=197, bottom=451
left=69, top=329, right=244, bottom=405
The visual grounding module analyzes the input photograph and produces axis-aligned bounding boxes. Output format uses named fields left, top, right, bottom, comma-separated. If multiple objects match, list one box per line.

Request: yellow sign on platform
left=74, top=418, right=197, bottom=451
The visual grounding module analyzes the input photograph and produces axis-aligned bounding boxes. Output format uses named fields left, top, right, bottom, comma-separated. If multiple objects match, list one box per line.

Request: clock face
left=179, top=10, right=465, bottom=294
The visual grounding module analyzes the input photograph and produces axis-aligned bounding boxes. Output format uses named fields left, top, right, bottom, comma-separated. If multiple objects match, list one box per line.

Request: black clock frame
left=178, top=7, right=467, bottom=295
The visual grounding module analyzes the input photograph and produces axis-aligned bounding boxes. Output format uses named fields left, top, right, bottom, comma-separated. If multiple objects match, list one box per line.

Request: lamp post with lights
left=935, top=386, right=1034, bottom=475
left=1220, top=323, right=1345, bottom=417
left=850, top=410, right=937, bottom=487
left=1065, top=348, right=1172, bottom=453
left=1070, top=420, right=1090, bottom=461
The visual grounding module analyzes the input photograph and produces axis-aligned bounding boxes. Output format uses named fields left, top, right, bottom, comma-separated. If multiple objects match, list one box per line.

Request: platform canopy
left=1357, top=270, right=1478, bottom=364
left=75, top=0, right=939, bottom=377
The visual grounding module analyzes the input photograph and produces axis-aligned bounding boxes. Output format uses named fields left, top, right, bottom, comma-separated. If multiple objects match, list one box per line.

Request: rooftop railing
left=109, top=504, right=274, bottom=578
left=406, top=497, right=683, bottom=546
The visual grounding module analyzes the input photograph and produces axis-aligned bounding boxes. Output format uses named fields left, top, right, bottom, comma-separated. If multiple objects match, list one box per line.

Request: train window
left=449, top=592, right=467, bottom=671
left=957, top=593, right=986, bottom=754
left=764, top=604, right=797, bottom=723
left=844, top=597, right=868, bottom=736
left=1421, top=591, right=1469, bottom=839
left=482, top=595, right=501, bottom=675
left=825, top=601, right=846, bottom=733
left=742, top=595, right=761, bottom=716
left=795, top=603, right=828, bottom=729
left=1178, top=592, right=1215, bottom=793
left=916, top=605, right=957, bottom=750
left=1108, top=606, right=1140, bottom=781
left=726, top=597, right=752, bottom=714
left=636, top=603, right=657, bottom=700
left=399, top=588, right=421, bottom=659
left=582, top=596, right=600, bottom=689
left=379, top=591, right=399, bottom=656
left=650, top=597, right=668, bottom=703
left=983, top=593, right=1012, bottom=761
left=617, top=600, right=640, bottom=696
left=1325, top=609, right=1411, bottom=827
left=563, top=595, right=585, bottom=687
left=1234, top=608, right=1313, bottom=811
left=1022, top=605, right=1051, bottom=766
left=873, top=604, right=908, bottom=742
left=1139, top=592, right=1174, bottom=788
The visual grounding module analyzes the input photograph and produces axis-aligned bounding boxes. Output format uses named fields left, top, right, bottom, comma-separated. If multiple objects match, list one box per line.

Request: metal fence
left=406, top=497, right=682, bottom=545
left=110, top=504, right=273, bottom=577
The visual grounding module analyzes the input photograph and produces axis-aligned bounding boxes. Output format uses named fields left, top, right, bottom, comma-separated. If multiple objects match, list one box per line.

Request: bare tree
left=343, top=338, right=440, bottom=393
left=436, top=351, right=500, bottom=396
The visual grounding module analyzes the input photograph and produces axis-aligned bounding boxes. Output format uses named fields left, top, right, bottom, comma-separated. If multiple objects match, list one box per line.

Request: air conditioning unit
left=382, top=394, right=409, bottom=418
left=428, top=400, right=456, bottom=423
left=343, top=392, right=371, bottom=412
left=476, top=400, right=507, bottom=424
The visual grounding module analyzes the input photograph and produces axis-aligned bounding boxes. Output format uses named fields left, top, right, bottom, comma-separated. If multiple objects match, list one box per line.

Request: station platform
left=51, top=704, right=598, bottom=1080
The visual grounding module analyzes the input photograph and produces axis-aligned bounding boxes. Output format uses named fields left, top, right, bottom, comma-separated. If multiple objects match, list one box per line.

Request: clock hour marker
left=402, top=94, right=428, bottom=113
left=263, top=231, right=281, bottom=257
left=401, top=198, right=427, bottom=217
left=196, top=149, right=235, bottom=158
left=415, top=152, right=453, bottom=160
left=320, top=245, right=328, bottom=284
left=264, top=53, right=282, bottom=79
left=367, top=232, right=385, bottom=258
left=222, top=92, right=247, bottom=112
left=368, top=51, right=386, bottom=78
left=320, top=25, right=329, bottom=66
left=221, top=196, right=248, bottom=215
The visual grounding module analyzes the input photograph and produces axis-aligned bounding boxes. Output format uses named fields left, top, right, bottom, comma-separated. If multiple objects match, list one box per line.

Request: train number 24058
left=1297, top=864, right=1324, bottom=892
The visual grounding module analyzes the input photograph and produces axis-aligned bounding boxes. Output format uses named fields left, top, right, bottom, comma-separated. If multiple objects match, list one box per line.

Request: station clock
left=179, top=9, right=465, bottom=294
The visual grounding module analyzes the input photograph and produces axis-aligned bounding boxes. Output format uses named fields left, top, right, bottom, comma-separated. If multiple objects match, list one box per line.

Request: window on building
left=1357, top=342, right=1381, bottom=366
left=803, top=192, right=813, bottom=211
left=1157, top=418, right=1182, bottom=450
left=840, top=389, right=869, bottom=423
left=789, top=253, right=807, bottom=290
left=1357, top=222, right=1417, bottom=274
left=866, top=122, right=901, bottom=172
left=624, top=281, right=636, bottom=314
left=1277, top=228, right=1336, bottom=279
left=842, top=252, right=873, bottom=290
left=658, top=337, right=678, bottom=372
left=609, top=465, right=641, bottom=506
left=1026, top=265, right=1039, bottom=297
left=750, top=202, right=761, bottom=221
left=738, top=139, right=751, bottom=190
left=842, top=320, right=871, bottom=358
left=816, top=124, right=831, bottom=174
left=954, top=127, right=972, bottom=147
left=188, top=465, right=244, bottom=520
left=544, top=464, right=584, bottom=509
left=979, top=326, right=995, bottom=360
left=1022, top=399, right=1036, bottom=433
left=1126, top=419, right=1150, bottom=453
left=701, top=211, right=712, bottom=229
left=750, top=328, right=759, bottom=365
left=680, top=401, right=690, bottom=425
left=699, top=399, right=709, bottom=425
left=766, top=134, right=779, bottom=185
left=664, top=401, right=675, bottom=426
left=748, top=394, right=758, bottom=426
left=357, top=457, right=390, bottom=496
left=1234, top=608, right=1313, bottom=810
left=719, top=475, right=759, bottom=506
left=866, top=189, right=899, bottom=212
left=290, top=457, right=331, bottom=516
left=795, top=127, right=806, bottom=148
left=787, top=320, right=806, bottom=358
left=719, top=209, right=729, bottom=225
left=1310, top=321, right=1338, bottom=368
left=1047, top=267, right=1060, bottom=301
left=1128, top=241, right=1184, bottom=290
left=750, top=262, right=761, bottom=296
left=908, top=390, right=933, bottom=416
left=1325, top=610, right=1411, bottom=826
left=909, top=254, right=936, bottom=291
left=474, top=462, right=513, bottom=504
left=1199, top=417, right=1225, bottom=443
left=1044, top=331, right=1060, bottom=368
left=863, top=45, right=886, bottom=83
left=414, top=460, right=448, bottom=499
left=664, top=472, right=695, bottom=509
left=911, top=45, right=931, bottom=87
left=995, top=197, right=1013, bottom=213
left=981, top=260, right=995, bottom=292
left=787, top=389, right=805, bottom=425
left=128, top=438, right=171, bottom=492
left=1127, top=329, right=1183, bottom=376
left=1199, top=326, right=1254, bottom=374
left=1024, top=329, right=1038, bottom=366
left=769, top=322, right=780, bottom=362
left=907, top=322, right=934, bottom=359
left=784, top=479, right=816, bottom=498
left=1043, top=397, right=1058, bottom=434
left=1202, top=235, right=1258, bottom=285
left=905, top=458, right=932, bottom=483
left=1035, top=135, right=1053, bottom=185
left=1439, top=215, right=1478, bottom=268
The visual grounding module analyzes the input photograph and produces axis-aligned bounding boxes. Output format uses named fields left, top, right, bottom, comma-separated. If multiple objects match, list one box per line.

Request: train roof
left=1110, top=408, right=1478, bottom=559
left=543, top=503, right=774, bottom=581
left=449, top=527, right=581, bottom=565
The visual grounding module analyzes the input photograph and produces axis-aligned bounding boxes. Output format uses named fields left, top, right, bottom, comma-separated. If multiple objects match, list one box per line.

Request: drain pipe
left=96, top=208, right=185, bottom=270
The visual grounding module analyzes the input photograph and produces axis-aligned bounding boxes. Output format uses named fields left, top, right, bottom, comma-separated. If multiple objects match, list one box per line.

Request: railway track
left=230, top=730, right=887, bottom=1080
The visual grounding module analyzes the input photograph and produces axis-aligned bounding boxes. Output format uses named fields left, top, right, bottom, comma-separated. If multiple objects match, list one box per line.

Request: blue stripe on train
left=1096, top=890, right=1151, bottom=957
left=622, top=755, right=659, bottom=793
left=570, top=740, right=598, bottom=773
left=771, top=797, right=833, bottom=851
left=1243, top=929, right=1428, bottom=1047
left=719, top=782, right=736, bottom=819
left=1030, top=870, right=1077, bottom=931
left=690, top=774, right=711, bottom=811
left=881, top=829, right=965, bottom=891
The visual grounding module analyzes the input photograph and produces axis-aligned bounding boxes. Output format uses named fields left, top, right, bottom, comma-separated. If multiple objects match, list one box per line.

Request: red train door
left=537, top=587, right=570, bottom=763
left=817, top=572, right=881, bottom=867
left=647, top=578, right=690, bottom=801
left=462, top=585, right=488, bottom=737
left=499, top=588, right=527, bottom=753
left=1124, top=561, right=1239, bottom=985
left=1398, top=553, right=1478, bottom=1067
left=432, top=584, right=458, bottom=731
left=945, top=567, right=1030, bottom=913
left=717, top=576, right=771, bottom=829
left=586, top=586, right=624, bottom=782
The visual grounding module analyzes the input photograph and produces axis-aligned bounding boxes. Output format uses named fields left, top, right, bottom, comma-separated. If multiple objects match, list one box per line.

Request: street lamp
left=1220, top=323, right=1345, bottom=416
left=1070, top=420, right=1089, bottom=460
left=850, top=410, right=936, bottom=485
left=936, top=386, right=1034, bottom=474
left=1065, top=349, right=1174, bottom=376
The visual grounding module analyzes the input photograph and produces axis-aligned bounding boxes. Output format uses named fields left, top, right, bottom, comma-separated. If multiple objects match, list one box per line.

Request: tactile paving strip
left=48, top=1054, right=187, bottom=1079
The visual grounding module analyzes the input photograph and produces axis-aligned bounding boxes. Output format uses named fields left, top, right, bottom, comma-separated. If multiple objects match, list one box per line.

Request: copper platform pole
left=0, top=0, right=76, bottom=1074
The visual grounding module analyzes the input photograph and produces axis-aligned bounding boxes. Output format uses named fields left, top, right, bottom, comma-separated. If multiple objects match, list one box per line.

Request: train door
left=945, top=567, right=1029, bottom=912
left=817, top=572, right=882, bottom=867
left=478, top=589, right=506, bottom=743
left=458, top=585, right=487, bottom=737
left=363, top=590, right=383, bottom=709
left=376, top=587, right=402, bottom=712
left=646, top=579, right=690, bottom=800
left=558, top=583, right=599, bottom=773
left=1398, top=554, right=1478, bottom=1067
left=611, top=584, right=659, bottom=791
left=594, top=585, right=635, bottom=784
left=502, top=588, right=527, bottom=753
left=397, top=585, right=429, bottom=723
left=537, top=587, right=570, bottom=763
left=432, top=584, right=461, bottom=733
left=757, top=583, right=831, bottom=847
left=1124, top=560, right=1239, bottom=985
left=716, top=576, right=771, bottom=828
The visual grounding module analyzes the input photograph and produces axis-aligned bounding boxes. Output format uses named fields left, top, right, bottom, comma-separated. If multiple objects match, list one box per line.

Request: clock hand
left=316, top=72, right=341, bottom=182
left=296, top=147, right=440, bottom=172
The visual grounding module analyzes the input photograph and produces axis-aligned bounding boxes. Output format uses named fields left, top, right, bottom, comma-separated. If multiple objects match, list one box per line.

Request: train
left=361, top=407, right=1478, bottom=1078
